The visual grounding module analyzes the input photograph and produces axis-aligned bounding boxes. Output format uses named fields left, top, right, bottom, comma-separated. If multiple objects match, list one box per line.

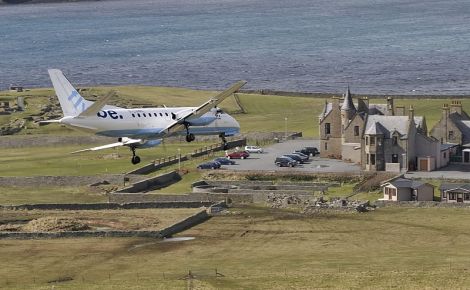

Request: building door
left=419, top=159, right=428, bottom=171
left=464, top=151, right=470, bottom=163
left=457, top=193, right=463, bottom=203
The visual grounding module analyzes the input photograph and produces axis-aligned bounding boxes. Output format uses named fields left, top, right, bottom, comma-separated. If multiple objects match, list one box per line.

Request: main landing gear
left=184, top=122, right=195, bottom=143
left=220, top=133, right=228, bottom=150
left=130, top=146, right=141, bottom=165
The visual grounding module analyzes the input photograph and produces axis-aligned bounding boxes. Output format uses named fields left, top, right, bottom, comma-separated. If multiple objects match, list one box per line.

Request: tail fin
left=48, top=69, right=92, bottom=117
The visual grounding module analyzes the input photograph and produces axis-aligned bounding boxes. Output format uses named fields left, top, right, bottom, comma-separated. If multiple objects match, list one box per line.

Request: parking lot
left=219, top=139, right=361, bottom=173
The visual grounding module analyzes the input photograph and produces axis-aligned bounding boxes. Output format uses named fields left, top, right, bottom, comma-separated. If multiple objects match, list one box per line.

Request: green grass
left=0, top=141, right=215, bottom=176
left=2, top=206, right=470, bottom=289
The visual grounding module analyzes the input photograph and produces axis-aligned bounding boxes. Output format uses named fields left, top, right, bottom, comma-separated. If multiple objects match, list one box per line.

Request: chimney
left=395, top=106, right=405, bottom=116
left=357, top=97, right=369, bottom=113
left=386, top=97, right=394, bottom=115
left=450, top=100, right=462, bottom=115
left=408, top=105, right=414, bottom=121
left=442, top=103, right=450, bottom=120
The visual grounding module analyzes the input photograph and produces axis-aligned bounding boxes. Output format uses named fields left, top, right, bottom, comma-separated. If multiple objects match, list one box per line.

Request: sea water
left=1, top=0, right=470, bottom=94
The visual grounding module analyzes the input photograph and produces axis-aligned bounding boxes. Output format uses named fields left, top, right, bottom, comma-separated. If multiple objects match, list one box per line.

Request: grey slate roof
left=364, top=115, right=411, bottom=138
left=386, top=178, right=429, bottom=189
left=364, top=122, right=385, bottom=135
left=341, top=87, right=356, bottom=112
left=440, top=183, right=470, bottom=192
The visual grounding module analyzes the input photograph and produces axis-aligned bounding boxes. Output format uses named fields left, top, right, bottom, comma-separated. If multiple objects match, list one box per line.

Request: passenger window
left=132, top=113, right=135, bottom=118
left=137, top=113, right=141, bottom=117
left=143, top=113, right=146, bottom=117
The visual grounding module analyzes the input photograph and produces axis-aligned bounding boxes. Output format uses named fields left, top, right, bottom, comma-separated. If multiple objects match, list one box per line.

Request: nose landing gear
left=220, top=133, right=228, bottom=150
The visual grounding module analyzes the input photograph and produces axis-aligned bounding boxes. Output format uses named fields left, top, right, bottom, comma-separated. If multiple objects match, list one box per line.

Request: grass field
left=5, top=86, right=469, bottom=138
left=0, top=140, right=217, bottom=177
left=2, top=206, right=470, bottom=289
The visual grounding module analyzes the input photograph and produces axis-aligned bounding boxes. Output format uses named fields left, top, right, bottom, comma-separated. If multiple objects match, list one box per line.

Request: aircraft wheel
left=132, top=156, right=141, bottom=165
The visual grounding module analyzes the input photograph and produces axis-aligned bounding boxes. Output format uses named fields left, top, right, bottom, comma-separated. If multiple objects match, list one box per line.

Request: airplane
left=45, top=69, right=246, bottom=165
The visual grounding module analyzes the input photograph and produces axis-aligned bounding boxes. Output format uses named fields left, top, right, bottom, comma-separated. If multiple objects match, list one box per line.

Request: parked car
left=197, top=161, right=221, bottom=169
left=291, top=151, right=310, bottom=161
left=283, top=154, right=306, bottom=163
left=214, top=157, right=236, bottom=165
left=295, top=147, right=319, bottom=156
left=275, top=156, right=297, bottom=167
left=226, top=151, right=250, bottom=159
left=244, top=145, right=264, bottom=153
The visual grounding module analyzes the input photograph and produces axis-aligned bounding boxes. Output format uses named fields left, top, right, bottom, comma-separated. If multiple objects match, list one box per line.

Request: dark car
left=296, top=147, right=319, bottom=156
left=226, top=151, right=250, bottom=159
left=275, top=156, right=297, bottom=167
left=214, top=157, right=236, bottom=165
left=292, top=151, right=310, bottom=161
left=197, top=161, right=221, bottom=169
left=283, top=154, right=306, bottom=163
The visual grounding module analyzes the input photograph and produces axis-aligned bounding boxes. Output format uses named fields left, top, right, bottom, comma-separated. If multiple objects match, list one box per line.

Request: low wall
left=0, top=201, right=214, bottom=211
left=374, top=200, right=470, bottom=208
left=127, top=138, right=246, bottom=175
left=0, top=209, right=211, bottom=240
left=0, top=174, right=144, bottom=187
left=115, top=171, right=181, bottom=193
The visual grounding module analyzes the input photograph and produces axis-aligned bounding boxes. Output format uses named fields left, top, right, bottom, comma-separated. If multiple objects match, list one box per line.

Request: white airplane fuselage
left=60, top=107, right=240, bottom=139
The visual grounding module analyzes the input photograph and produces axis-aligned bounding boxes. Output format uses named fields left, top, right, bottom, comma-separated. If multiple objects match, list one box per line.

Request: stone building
left=319, top=88, right=445, bottom=172
left=430, top=101, right=470, bottom=163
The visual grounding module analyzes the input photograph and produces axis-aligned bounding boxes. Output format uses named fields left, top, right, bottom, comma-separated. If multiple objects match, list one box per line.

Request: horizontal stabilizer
left=71, top=138, right=142, bottom=154
left=38, top=119, right=62, bottom=124
left=78, top=90, right=116, bottom=117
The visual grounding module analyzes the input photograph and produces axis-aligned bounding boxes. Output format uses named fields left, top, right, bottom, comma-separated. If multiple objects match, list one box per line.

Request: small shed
left=440, top=183, right=470, bottom=203
left=380, top=178, right=434, bottom=201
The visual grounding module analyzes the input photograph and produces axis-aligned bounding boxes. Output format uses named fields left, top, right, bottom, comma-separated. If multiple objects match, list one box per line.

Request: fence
left=127, top=138, right=246, bottom=175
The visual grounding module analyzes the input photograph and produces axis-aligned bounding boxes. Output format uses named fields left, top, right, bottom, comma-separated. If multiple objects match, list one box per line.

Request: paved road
left=405, top=164, right=470, bottom=180
left=221, top=139, right=361, bottom=173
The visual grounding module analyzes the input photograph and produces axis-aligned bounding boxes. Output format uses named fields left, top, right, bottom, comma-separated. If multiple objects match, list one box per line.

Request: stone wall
left=0, top=209, right=211, bottom=240
left=0, top=201, right=215, bottom=211
left=115, top=171, right=181, bottom=193
left=0, top=174, right=145, bottom=187
left=375, top=200, right=470, bottom=208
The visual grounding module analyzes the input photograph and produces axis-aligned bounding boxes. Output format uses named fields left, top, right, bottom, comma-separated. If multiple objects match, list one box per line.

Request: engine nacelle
left=137, top=139, right=163, bottom=149
left=187, top=116, right=217, bottom=126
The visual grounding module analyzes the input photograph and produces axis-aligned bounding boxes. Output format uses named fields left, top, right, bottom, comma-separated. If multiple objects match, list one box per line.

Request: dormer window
left=392, top=136, right=398, bottom=145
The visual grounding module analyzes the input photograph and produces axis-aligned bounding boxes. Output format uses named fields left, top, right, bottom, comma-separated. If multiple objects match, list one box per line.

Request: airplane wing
left=158, top=80, right=247, bottom=137
left=71, top=138, right=142, bottom=154
left=78, top=90, right=116, bottom=117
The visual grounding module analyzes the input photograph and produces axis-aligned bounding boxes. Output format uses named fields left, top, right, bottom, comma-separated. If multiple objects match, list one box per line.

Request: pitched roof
left=364, top=115, right=411, bottom=138
left=341, top=86, right=356, bottom=112
left=440, top=183, right=470, bottom=192
left=364, top=122, right=385, bottom=135
left=386, top=178, right=429, bottom=189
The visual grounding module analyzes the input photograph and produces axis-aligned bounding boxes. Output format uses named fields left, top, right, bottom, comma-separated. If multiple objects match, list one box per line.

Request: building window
left=324, top=142, right=328, bottom=151
left=392, top=189, right=396, bottom=196
left=371, top=154, right=376, bottom=165
left=325, top=123, right=331, bottom=134
left=392, top=136, right=398, bottom=145
left=370, top=136, right=375, bottom=145
left=449, top=131, right=454, bottom=140
left=366, top=136, right=369, bottom=145
left=465, top=193, right=470, bottom=200
left=366, top=154, right=369, bottom=165
left=449, top=192, right=456, bottom=200
left=392, top=154, right=398, bottom=163
left=443, top=152, right=447, bottom=158
left=354, top=126, right=359, bottom=136
left=443, top=192, right=447, bottom=199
